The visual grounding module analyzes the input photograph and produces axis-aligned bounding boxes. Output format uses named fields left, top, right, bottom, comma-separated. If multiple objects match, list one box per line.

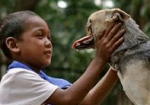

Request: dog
left=72, top=8, right=150, bottom=105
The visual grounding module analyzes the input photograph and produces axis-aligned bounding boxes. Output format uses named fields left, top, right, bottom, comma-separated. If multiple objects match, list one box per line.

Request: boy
left=0, top=11, right=125, bottom=105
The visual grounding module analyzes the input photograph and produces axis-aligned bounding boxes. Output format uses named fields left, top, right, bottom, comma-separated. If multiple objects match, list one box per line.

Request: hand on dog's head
left=72, top=8, right=130, bottom=50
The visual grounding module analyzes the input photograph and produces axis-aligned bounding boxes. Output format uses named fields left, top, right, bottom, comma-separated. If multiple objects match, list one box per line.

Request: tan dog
left=72, top=8, right=150, bottom=105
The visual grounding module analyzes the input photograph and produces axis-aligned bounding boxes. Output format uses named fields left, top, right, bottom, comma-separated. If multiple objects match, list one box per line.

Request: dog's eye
left=89, top=19, right=92, bottom=23
left=89, top=26, right=93, bottom=34
left=86, top=19, right=93, bottom=35
left=87, top=26, right=92, bottom=35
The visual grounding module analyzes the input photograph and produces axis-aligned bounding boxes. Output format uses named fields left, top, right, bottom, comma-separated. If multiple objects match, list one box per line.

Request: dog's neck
left=110, top=18, right=149, bottom=70
left=114, top=18, right=149, bottom=54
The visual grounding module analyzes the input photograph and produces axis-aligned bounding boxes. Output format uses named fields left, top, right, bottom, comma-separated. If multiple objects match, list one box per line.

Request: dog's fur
left=72, top=8, right=150, bottom=105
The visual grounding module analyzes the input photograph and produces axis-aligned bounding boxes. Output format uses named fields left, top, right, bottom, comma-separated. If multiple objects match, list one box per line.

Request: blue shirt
left=8, top=61, right=72, bottom=89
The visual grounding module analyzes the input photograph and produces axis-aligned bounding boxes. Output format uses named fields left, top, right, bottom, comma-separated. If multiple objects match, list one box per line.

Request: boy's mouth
left=71, top=35, right=94, bottom=50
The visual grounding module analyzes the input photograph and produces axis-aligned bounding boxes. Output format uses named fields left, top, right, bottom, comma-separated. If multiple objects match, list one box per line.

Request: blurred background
left=0, top=0, right=150, bottom=105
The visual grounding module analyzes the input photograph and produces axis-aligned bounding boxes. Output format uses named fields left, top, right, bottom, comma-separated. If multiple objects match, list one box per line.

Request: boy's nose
left=45, top=39, right=52, bottom=47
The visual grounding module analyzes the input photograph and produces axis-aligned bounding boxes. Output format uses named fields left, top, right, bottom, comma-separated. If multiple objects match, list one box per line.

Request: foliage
left=0, top=0, right=150, bottom=104
left=114, top=0, right=150, bottom=35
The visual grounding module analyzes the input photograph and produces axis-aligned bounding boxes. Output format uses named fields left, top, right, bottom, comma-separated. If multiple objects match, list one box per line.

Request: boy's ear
left=5, top=37, right=20, bottom=53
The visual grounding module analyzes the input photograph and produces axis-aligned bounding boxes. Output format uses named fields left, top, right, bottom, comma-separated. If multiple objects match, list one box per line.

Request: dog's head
left=72, top=8, right=130, bottom=50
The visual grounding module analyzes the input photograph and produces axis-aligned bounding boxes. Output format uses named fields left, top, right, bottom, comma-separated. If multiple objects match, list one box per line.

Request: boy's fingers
left=107, top=22, right=122, bottom=40
left=104, top=23, right=116, bottom=37
left=97, top=30, right=105, bottom=40
left=97, top=22, right=123, bottom=42
left=111, top=37, right=124, bottom=51
left=110, top=29, right=125, bottom=45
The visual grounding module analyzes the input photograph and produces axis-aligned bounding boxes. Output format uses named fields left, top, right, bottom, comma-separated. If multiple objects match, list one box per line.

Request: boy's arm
left=46, top=23, right=125, bottom=105
left=48, top=48, right=108, bottom=105
left=79, top=68, right=118, bottom=105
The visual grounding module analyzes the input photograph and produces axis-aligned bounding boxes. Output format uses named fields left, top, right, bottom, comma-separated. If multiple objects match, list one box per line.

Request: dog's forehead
left=88, top=9, right=114, bottom=21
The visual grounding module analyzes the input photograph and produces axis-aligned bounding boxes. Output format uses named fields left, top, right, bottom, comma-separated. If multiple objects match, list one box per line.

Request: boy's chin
left=42, top=60, right=51, bottom=68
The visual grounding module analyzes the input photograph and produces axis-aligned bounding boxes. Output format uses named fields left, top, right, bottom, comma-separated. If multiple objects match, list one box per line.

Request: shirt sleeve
left=0, top=68, right=58, bottom=105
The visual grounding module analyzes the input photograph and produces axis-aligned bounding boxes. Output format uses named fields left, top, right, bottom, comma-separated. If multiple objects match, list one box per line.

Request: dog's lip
left=72, top=35, right=94, bottom=49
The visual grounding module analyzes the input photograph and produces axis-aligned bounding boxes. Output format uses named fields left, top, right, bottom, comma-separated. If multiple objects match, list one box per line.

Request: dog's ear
left=112, top=9, right=130, bottom=22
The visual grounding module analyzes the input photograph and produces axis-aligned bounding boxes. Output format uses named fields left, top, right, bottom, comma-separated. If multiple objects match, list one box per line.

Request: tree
left=0, top=0, right=150, bottom=104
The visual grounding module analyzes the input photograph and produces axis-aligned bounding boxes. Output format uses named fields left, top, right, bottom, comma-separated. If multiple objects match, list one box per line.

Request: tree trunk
left=14, top=0, right=40, bottom=11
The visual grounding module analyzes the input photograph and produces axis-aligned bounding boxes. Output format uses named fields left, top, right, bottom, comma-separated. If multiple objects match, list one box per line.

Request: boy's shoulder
left=1, top=68, right=41, bottom=84
left=0, top=69, right=58, bottom=105
left=7, top=68, right=39, bottom=76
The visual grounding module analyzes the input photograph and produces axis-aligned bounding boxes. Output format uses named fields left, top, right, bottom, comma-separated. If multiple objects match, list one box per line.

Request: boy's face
left=17, top=16, right=52, bottom=71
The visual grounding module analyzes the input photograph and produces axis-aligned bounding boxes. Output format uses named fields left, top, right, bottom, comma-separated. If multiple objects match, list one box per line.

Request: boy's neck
left=14, top=60, right=41, bottom=74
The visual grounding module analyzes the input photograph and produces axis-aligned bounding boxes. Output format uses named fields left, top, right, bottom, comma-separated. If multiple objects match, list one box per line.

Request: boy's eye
left=38, top=33, right=43, bottom=36
left=35, top=30, right=51, bottom=40
left=47, top=35, right=51, bottom=40
left=36, top=32, right=44, bottom=38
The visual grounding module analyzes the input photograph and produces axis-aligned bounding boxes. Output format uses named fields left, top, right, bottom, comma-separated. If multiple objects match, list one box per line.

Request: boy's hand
left=95, top=22, right=125, bottom=63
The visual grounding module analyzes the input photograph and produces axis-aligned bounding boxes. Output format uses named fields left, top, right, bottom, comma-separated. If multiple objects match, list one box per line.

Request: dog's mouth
left=71, top=35, right=94, bottom=50
left=72, top=24, right=95, bottom=50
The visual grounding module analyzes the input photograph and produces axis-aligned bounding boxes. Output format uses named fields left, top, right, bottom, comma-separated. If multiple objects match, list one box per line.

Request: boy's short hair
left=0, top=11, right=38, bottom=59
